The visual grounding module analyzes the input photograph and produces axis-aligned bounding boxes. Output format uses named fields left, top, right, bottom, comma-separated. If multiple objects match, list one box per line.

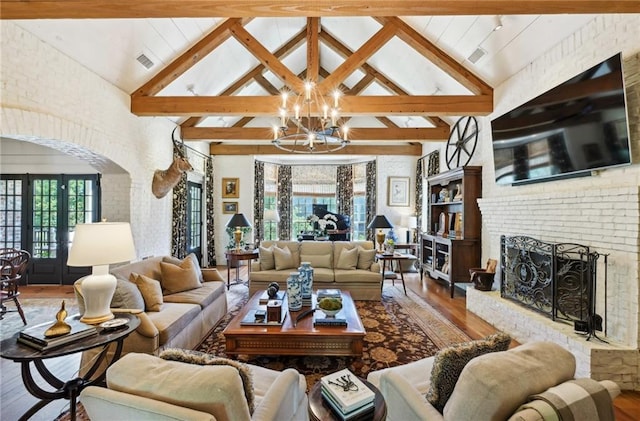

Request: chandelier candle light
left=273, top=82, right=349, bottom=154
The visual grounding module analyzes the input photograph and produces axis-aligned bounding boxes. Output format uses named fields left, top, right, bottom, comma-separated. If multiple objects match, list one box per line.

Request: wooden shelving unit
left=421, top=166, right=482, bottom=297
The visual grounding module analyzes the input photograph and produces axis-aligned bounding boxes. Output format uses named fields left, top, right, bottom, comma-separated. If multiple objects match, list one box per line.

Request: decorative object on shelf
left=367, top=215, right=393, bottom=252
left=453, top=183, right=463, bottom=201
left=469, top=259, right=498, bottom=291
left=437, top=212, right=449, bottom=237
left=388, top=176, right=410, bottom=207
left=298, top=262, right=314, bottom=299
left=67, top=222, right=136, bottom=324
left=286, top=272, right=303, bottom=311
left=445, top=116, right=479, bottom=170
left=272, top=82, right=349, bottom=154
left=44, top=301, right=71, bottom=338
left=222, top=201, right=238, bottom=214
left=438, top=188, right=449, bottom=203
left=221, top=177, right=239, bottom=198
left=226, top=213, right=252, bottom=252
left=454, top=213, right=463, bottom=239
left=441, top=256, right=450, bottom=275
left=152, top=128, right=193, bottom=199
left=384, top=238, right=395, bottom=255
left=267, top=282, right=280, bottom=299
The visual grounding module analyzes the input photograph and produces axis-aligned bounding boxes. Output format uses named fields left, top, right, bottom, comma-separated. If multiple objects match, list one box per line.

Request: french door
left=186, top=181, right=203, bottom=263
left=0, top=174, right=101, bottom=285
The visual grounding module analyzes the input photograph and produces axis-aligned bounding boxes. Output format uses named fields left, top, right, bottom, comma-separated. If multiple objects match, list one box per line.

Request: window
left=292, top=196, right=336, bottom=237
left=187, top=182, right=203, bottom=262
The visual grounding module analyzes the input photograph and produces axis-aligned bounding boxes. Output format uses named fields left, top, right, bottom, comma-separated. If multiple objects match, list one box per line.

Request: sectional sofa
left=249, top=240, right=381, bottom=300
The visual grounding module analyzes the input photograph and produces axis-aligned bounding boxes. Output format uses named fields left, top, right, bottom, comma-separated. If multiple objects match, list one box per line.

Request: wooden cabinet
left=421, top=166, right=482, bottom=297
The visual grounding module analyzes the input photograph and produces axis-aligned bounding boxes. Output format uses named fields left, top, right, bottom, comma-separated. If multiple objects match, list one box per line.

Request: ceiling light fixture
left=493, top=16, right=504, bottom=31
left=272, top=81, right=349, bottom=154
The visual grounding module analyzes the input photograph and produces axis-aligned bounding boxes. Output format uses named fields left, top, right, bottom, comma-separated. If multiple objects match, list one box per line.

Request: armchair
left=80, top=352, right=309, bottom=421
left=367, top=341, right=620, bottom=421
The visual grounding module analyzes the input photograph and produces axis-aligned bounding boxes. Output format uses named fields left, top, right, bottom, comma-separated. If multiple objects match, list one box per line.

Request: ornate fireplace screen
left=500, top=236, right=602, bottom=331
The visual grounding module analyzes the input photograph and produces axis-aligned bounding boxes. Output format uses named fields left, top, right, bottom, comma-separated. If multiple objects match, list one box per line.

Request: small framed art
left=222, top=177, right=239, bottom=198
left=388, top=176, right=410, bottom=207
left=222, top=202, right=238, bottom=214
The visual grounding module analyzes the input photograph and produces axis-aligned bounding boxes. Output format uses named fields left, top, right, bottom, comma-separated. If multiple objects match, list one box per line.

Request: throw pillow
left=163, top=253, right=204, bottom=284
left=159, top=348, right=255, bottom=414
left=357, top=248, right=376, bottom=270
left=259, top=245, right=275, bottom=270
left=110, top=277, right=145, bottom=310
left=273, top=245, right=295, bottom=270
left=426, top=332, right=512, bottom=412
left=336, top=247, right=358, bottom=270
left=160, top=257, right=201, bottom=294
left=300, top=253, right=332, bottom=269
left=131, top=273, right=164, bottom=312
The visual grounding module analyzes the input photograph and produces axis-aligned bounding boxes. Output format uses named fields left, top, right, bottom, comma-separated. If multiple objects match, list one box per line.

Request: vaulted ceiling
left=3, top=1, right=637, bottom=156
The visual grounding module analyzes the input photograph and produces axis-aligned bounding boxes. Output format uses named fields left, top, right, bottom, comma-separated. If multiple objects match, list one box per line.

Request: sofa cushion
left=333, top=269, right=381, bottom=284
left=163, top=254, right=204, bottom=284
left=426, top=332, right=512, bottom=412
left=258, top=245, right=275, bottom=270
left=145, top=302, right=201, bottom=345
left=163, top=280, right=225, bottom=309
left=110, top=278, right=145, bottom=310
left=300, top=253, right=332, bottom=269
left=111, top=256, right=163, bottom=284
left=336, top=247, right=358, bottom=270
left=357, top=248, right=376, bottom=270
left=310, top=267, right=335, bottom=283
left=444, top=341, right=576, bottom=421
left=131, top=273, right=164, bottom=312
left=159, top=348, right=255, bottom=414
left=273, top=245, right=296, bottom=270
left=160, top=258, right=202, bottom=295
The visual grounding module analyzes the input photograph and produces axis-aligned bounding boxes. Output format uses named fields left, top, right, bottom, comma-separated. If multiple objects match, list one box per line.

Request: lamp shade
left=226, top=213, right=252, bottom=228
left=67, top=222, right=136, bottom=267
left=407, top=216, right=418, bottom=229
left=263, top=209, right=280, bottom=222
left=367, top=215, right=393, bottom=230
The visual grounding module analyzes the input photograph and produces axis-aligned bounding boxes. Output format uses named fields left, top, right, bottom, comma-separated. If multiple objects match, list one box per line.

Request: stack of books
left=17, top=315, right=98, bottom=351
left=317, top=288, right=342, bottom=299
left=320, top=369, right=375, bottom=420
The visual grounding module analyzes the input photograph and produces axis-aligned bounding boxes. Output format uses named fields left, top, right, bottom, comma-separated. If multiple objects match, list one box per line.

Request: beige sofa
left=367, top=341, right=620, bottom=421
left=249, top=240, right=382, bottom=300
left=74, top=255, right=228, bottom=372
left=80, top=352, right=309, bottom=421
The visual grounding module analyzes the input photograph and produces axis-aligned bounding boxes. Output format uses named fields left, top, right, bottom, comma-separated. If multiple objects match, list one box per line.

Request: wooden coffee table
left=223, top=291, right=365, bottom=357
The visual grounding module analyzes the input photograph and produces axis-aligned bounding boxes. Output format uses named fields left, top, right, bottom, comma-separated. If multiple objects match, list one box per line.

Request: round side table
left=308, top=377, right=387, bottom=421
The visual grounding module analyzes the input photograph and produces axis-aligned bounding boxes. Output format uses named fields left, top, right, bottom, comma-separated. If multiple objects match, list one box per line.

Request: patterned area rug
left=197, top=285, right=471, bottom=389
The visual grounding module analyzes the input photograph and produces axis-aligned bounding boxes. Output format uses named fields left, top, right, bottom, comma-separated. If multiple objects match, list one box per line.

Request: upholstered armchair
left=367, top=341, right=620, bottom=421
left=80, top=352, right=309, bottom=421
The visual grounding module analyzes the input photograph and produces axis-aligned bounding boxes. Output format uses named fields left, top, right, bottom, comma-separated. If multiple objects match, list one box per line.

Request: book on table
left=321, top=388, right=375, bottom=421
left=320, top=368, right=375, bottom=414
left=240, top=308, right=287, bottom=326
left=18, top=315, right=98, bottom=351
left=317, top=288, right=342, bottom=299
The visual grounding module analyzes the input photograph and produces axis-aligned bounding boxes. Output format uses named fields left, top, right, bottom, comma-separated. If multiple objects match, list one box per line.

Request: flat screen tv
left=491, top=53, right=631, bottom=185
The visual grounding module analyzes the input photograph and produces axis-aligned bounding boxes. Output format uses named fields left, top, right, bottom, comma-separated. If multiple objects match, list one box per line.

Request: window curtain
left=365, top=160, right=377, bottom=242
left=205, top=156, right=216, bottom=266
left=253, top=161, right=265, bottom=245
left=171, top=143, right=189, bottom=259
left=277, top=165, right=292, bottom=240
left=415, top=158, right=423, bottom=243
left=336, top=164, right=353, bottom=217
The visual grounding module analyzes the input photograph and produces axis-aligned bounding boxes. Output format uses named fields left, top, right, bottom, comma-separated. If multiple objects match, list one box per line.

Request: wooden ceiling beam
left=210, top=143, right=423, bottom=156
left=132, top=95, right=493, bottom=116
left=132, top=18, right=245, bottom=97
left=183, top=126, right=448, bottom=140
left=229, top=22, right=305, bottom=93
left=306, top=17, right=320, bottom=82
left=3, top=1, right=638, bottom=20
left=377, top=16, right=493, bottom=96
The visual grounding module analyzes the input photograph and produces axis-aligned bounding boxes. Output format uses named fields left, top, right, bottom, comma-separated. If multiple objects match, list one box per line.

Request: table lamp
left=407, top=216, right=418, bottom=243
left=227, top=213, right=252, bottom=252
left=367, top=215, right=393, bottom=252
left=263, top=209, right=280, bottom=241
left=67, top=222, right=136, bottom=324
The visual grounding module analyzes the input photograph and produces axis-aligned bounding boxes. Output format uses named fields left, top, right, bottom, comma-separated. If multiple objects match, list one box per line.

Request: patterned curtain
left=277, top=165, right=292, bottom=240
left=205, top=156, right=216, bottom=266
left=253, top=161, right=265, bottom=246
left=415, top=158, right=423, bottom=243
left=336, top=164, right=353, bottom=217
left=171, top=144, right=188, bottom=259
left=365, top=160, right=377, bottom=242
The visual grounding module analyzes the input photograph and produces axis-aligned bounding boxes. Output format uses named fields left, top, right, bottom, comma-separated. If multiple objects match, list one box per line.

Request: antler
left=172, top=127, right=186, bottom=158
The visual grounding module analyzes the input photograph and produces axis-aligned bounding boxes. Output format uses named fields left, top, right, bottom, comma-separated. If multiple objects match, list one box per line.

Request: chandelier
left=272, top=81, right=349, bottom=154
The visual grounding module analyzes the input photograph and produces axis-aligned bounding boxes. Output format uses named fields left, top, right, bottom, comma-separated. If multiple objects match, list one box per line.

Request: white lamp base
left=80, top=268, right=117, bottom=325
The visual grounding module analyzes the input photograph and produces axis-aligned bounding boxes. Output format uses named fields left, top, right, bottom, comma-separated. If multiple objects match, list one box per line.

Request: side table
left=0, top=312, right=140, bottom=421
left=225, top=250, right=259, bottom=290
left=308, top=377, right=387, bottom=421
left=377, top=253, right=413, bottom=295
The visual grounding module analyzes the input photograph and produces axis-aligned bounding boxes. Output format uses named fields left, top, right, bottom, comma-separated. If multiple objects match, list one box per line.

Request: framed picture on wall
left=222, top=177, right=239, bottom=198
left=388, top=176, right=410, bottom=207
left=222, top=202, right=238, bottom=214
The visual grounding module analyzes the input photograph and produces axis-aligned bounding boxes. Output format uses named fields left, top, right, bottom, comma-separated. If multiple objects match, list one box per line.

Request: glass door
left=186, top=181, right=202, bottom=263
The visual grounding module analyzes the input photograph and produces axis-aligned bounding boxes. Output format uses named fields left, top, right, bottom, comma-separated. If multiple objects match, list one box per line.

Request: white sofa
left=367, top=341, right=620, bottom=421
left=80, top=352, right=309, bottom=421
left=250, top=240, right=382, bottom=300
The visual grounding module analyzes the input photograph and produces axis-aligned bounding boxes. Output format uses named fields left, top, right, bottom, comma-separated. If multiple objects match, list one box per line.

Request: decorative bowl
left=321, top=309, right=341, bottom=318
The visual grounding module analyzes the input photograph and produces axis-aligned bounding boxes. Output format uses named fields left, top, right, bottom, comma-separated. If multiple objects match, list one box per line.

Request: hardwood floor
left=2, top=269, right=638, bottom=420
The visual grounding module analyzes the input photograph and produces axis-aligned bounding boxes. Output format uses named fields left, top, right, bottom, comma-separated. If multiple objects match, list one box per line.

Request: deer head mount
left=152, top=128, right=194, bottom=199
